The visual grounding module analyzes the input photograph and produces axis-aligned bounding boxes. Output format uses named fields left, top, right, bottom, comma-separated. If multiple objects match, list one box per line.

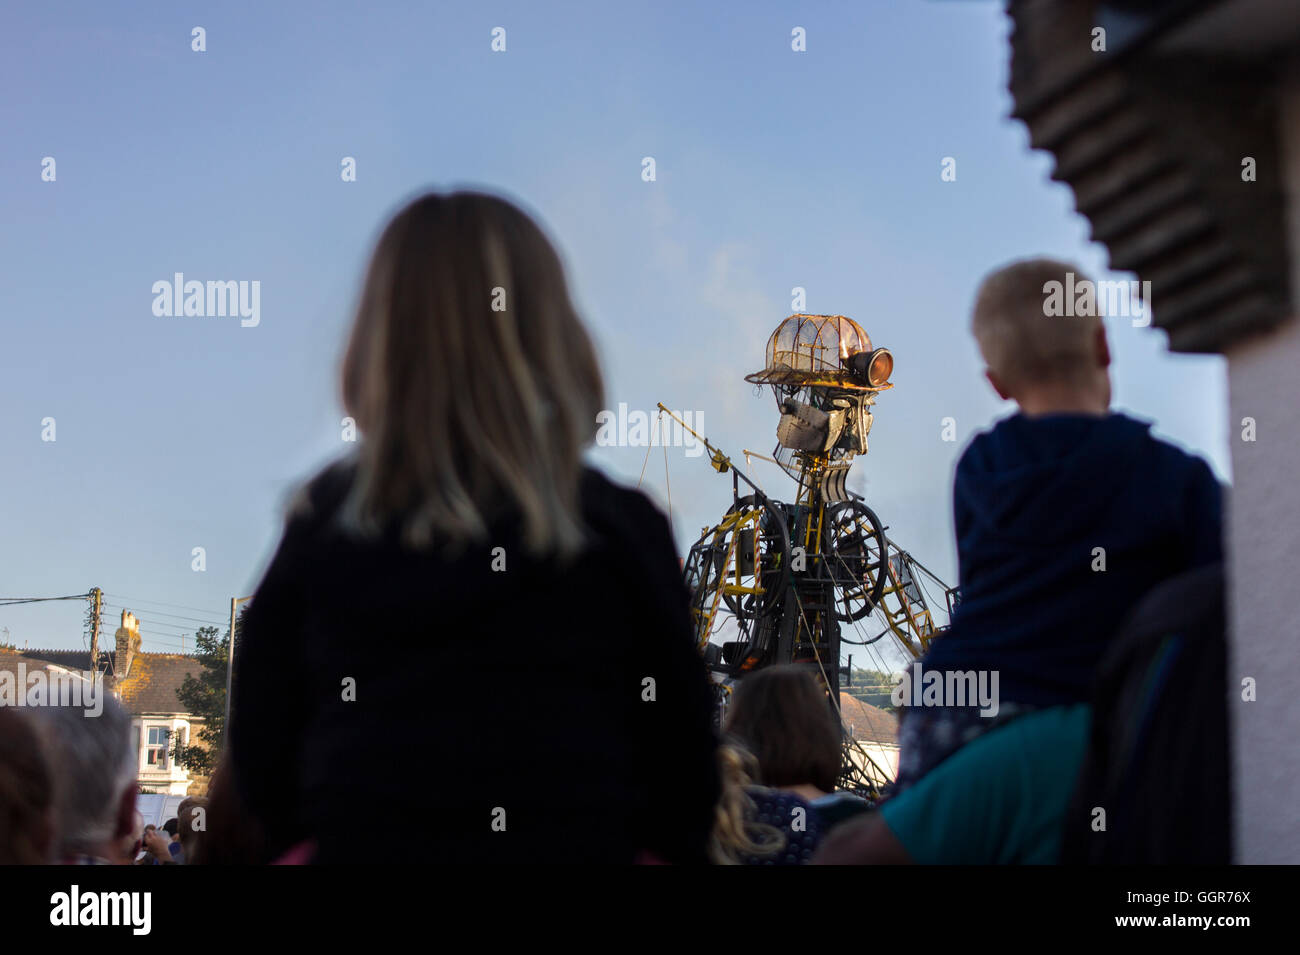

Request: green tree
left=172, top=607, right=246, bottom=776
left=845, top=667, right=900, bottom=710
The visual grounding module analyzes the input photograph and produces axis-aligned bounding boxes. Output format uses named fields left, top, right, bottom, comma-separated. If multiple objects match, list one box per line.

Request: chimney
left=114, top=611, right=141, bottom=679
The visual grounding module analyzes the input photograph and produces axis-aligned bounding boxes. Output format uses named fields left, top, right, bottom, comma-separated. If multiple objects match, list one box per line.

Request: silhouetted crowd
left=0, top=194, right=1230, bottom=866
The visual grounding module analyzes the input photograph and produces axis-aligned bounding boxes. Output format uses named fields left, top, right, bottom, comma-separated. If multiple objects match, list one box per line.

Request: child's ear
left=985, top=369, right=1012, bottom=401
left=1095, top=326, right=1111, bottom=369
left=115, top=785, right=136, bottom=841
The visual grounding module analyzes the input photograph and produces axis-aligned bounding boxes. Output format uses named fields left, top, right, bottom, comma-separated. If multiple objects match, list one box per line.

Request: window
left=146, top=726, right=169, bottom=770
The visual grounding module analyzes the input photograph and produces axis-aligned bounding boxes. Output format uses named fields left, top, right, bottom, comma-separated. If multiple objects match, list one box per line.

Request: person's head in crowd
left=32, top=695, right=136, bottom=864
left=195, top=753, right=267, bottom=865
left=970, top=258, right=1111, bottom=417
left=724, top=665, right=843, bottom=799
left=176, top=796, right=208, bottom=864
left=0, top=708, right=55, bottom=864
left=136, top=823, right=159, bottom=864
left=163, top=817, right=179, bottom=841
left=708, top=743, right=785, bottom=865
left=337, top=190, right=605, bottom=559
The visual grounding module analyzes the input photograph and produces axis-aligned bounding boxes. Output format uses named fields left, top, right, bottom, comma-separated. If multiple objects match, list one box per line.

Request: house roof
left=0, top=651, right=66, bottom=684
left=0, top=648, right=200, bottom=717
left=112, top=653, right=201, bottom=716
left=15, top=648, right=95, bottom=671
left=839, top=693, right=898, bottom=745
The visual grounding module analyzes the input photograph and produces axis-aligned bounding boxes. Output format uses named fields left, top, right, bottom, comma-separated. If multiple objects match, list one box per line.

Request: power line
left=104, top=593, right=231, bottom=618
left=99, top=611, right=211, bottom=640
left=90, top=626, right=193, bottom=654
left=100, top=598, right=226, bottom=628
left=99, top=613, right=200, bottom=634
left=0, top=593, right=89, bottom=606
left=141, top=639, right=194, bottom=653
left=0, top=589, right=198, bottom=656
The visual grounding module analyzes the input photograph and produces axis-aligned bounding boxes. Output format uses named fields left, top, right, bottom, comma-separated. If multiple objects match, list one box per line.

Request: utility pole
left=223, top=595, right=253, bottom=730
left=88, top=587, right=102, bottom=670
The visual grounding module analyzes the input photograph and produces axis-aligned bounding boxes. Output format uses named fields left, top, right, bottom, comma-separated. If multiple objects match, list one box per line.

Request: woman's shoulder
left=740, top=787, right=823, bottom=865
left=745, top=785, right=815, bottom=819
left=274, top=461, right=677, bottom=561
left=809, top=791, right=873, bottom=828
left=579, top=466, right=675, bottom=546
left=283, top=457, right=358, bottom=531
left=580, top=466, right=663, bottom=517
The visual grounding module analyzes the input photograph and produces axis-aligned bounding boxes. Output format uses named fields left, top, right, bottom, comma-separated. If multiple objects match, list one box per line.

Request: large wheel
left=825, top=499, right=888, bottom=621
left=683, top=494, right=791, bottom=658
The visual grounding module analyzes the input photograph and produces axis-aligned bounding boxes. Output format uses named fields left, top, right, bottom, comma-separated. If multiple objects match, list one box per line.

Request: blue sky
left=0, top=1, right=1229, bottom=662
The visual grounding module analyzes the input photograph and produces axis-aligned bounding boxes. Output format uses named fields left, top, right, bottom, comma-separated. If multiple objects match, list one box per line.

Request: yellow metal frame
left=667, top=400, right=938, bottom=668
left=874, top=558, right=938, bottom=659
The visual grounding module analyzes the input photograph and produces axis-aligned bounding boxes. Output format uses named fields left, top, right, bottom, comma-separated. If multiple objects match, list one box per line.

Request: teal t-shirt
left=880, top=704, right=1092, bottom=864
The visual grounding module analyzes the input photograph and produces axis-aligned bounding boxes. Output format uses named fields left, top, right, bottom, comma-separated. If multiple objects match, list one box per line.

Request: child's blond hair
left=971, top=258, right=1103, bottom=390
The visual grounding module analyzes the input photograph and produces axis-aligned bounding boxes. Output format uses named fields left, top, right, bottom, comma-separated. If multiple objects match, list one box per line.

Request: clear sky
left=0, top=1, right=1229, bottom=665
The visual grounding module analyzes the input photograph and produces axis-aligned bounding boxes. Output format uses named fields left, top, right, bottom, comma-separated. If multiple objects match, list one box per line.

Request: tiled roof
left=113, top=653, right=200, bottom=716
left=0, top=648, right=200, bottom=716
left=0, top=651, right=62, bottom=679
left=17, top=648, right=96, bottom=671
left=839, top=693, right=898, bottom=745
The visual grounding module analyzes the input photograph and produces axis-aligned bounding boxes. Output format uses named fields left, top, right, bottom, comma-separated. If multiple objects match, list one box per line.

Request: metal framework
left=666, top=314, right=956, bottom=797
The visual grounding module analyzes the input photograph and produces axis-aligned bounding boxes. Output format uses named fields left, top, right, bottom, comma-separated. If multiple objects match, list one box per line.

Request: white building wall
left=132, top=715, right=194, bottom=796
left=847, top=742, right=900, bottom=787
left=1228, top=64, right=1300, bottom=863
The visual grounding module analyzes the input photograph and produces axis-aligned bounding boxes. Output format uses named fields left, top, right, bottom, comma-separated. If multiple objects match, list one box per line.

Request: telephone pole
left=224, top=595, right=253, bottom=729
left=88, top=587, right=103, bottom=669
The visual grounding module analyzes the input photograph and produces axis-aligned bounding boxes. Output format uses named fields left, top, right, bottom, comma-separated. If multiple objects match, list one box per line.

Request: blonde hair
left=339, top=191, right=605, bottom=557
left=708, top=743, right=787, bottom=865
left=971, top=258, right=1103, bottom=388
